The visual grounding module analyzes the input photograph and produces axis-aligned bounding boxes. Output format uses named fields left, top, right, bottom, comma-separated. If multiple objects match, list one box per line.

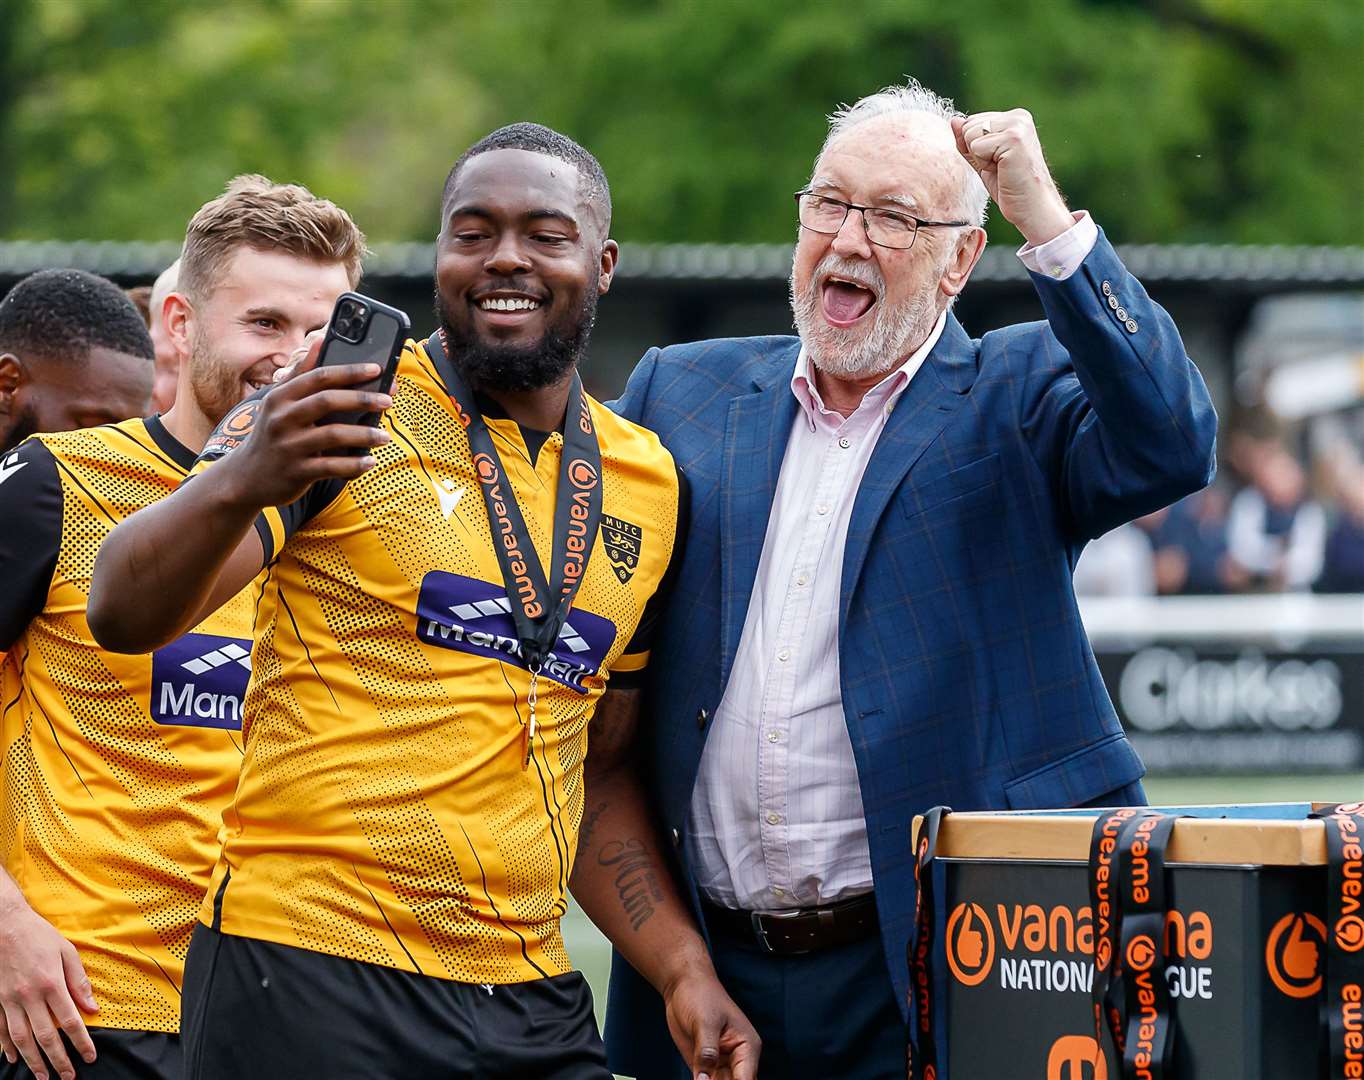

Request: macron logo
left=0, top=454, right=28, bottom=488
left=181, top=641, right=252, bottom=675
left=447, top=595, right=590, bottom=654
left=433, top=478, right=465, bottom=520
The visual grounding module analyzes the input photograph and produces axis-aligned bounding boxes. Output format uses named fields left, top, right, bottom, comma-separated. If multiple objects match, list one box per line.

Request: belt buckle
left=749, top=911, right=773, bottom=953
left=751, top=907, right=805, bottom=955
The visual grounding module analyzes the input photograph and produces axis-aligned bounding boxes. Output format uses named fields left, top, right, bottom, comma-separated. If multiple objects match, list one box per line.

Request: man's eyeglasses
left=794, top=191, right=971, bottom=251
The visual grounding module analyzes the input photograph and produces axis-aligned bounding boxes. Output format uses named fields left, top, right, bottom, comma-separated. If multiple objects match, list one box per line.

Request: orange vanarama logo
left=568, top=459, right=598, bottom=490
left=1336, top=914, right=1364, bottom=953
left=474, top=453, right=498, bottom=485
left=1047, top=1035, right=1108, bottom=1080
left=1125, top=934, right=1156, bottom=973
left=1265, top=912, right=1325, bottom=998
left=221, top=399, right=259, bottom=437
left=1327, top=812, right=1364, bottom=957
left=946, top=902, right=995, bottom=986
left=204, top=398, right=262, bottom=457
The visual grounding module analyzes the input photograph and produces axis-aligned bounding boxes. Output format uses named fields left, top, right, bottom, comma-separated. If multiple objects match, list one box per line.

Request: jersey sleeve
left=607, top=466, right=689, bottom=689
left=0, top=440, right=62, bottom=649
left=188, top=390, right=348, bottom=562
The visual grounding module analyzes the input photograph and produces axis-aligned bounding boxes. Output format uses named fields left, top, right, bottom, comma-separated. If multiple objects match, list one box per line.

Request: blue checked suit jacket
left=603, top=231, right=1216, bottom=1073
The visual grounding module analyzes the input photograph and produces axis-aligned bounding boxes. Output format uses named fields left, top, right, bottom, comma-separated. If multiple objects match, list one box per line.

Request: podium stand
left=911, top=805, right=1335, bottom=1079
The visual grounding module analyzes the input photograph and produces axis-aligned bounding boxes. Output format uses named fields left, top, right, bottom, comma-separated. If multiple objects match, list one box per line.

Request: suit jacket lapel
left=719, top=343, right=801, bottom=689
left=840, top=316, right=978, bottom=623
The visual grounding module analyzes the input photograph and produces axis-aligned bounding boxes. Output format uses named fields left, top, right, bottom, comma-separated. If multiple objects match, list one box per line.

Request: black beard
left=433, top=285, right=598, bottom=394
left=1, top=405, right=38, bottom=453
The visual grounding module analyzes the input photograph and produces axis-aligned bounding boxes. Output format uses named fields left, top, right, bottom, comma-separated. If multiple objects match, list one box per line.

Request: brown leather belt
left=702, top=893, right=879, bottom=955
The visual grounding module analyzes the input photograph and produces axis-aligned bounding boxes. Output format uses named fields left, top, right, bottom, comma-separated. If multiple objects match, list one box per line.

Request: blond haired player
left=0, top=176, right=363, bottom=1080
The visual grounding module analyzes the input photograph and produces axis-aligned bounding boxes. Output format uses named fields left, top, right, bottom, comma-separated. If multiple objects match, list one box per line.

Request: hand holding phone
left=313, top=292, right=411, bottom=427
left=197, top=292, right=411, bottom=509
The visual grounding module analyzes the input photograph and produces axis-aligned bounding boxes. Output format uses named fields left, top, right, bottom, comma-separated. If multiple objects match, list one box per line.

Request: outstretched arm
left=955, top=109, right=1216, bottom=540
left=571, top=689, right=759, bottom=1080
left=88, top=350, right=392, bottom=653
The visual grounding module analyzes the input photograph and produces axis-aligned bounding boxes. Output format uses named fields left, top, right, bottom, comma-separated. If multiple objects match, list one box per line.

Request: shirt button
left=777, top=648, right=790, bottom=662
left=766, top=813, right=782, bottom=825
left=773, top=887, right=785, bottom=897
left=795, top=573, right=808, bottom=586
left=1050, top=266, right=1064, bottom=278
left=816, top=504, right=830, bottom=516
left=767, top=730, right=780, bottom=743
left=838, top=436, right=851, bottom=449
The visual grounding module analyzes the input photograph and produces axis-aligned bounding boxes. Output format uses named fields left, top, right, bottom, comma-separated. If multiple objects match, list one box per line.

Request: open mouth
left=820, top=276, right=878, bottom=328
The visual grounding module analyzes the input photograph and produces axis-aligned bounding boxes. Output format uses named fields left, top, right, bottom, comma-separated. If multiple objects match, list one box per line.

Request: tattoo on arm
left=578, top=800, right=608, bottom=854
left=599, top=838, right=667, bottom=932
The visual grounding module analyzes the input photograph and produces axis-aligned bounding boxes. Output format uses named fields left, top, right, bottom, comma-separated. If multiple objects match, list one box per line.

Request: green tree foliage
left=1, top=0, right=1359, bottom=245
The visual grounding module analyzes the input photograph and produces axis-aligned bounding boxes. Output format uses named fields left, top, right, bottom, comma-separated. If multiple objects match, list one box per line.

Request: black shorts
left=181, top=924, right=609, bottom=1080
left=0, top=1028, right=179, bottom=1080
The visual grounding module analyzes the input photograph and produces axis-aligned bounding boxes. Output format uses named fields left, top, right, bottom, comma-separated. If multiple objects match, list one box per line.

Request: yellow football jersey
left=200, top=340, right=680, bottom=984
left=0, top=417, right=257, bottom=1032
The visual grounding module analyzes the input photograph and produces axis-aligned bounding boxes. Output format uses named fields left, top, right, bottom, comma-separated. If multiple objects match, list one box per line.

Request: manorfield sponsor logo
left=1265, top=912, right=1326, bottom=999
left=149, top=632, right=251, bottom=729
left=945, top=900, right=1214, bottom=1000
left=415, top=571, right=616, bottom=692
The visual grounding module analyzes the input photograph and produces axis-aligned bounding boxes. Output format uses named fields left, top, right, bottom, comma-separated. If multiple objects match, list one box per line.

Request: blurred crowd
left=1074, top=410, right=1364, bottom=596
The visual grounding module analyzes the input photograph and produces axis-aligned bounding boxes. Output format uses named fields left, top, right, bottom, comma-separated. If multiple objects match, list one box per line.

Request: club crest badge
left=601, top=515, right=643, bottom=584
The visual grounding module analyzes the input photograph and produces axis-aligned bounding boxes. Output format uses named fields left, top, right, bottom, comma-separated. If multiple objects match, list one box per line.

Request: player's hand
left=951, top=109, right=1074, bottom=247
left=0, top=901, right=97, bottom=1080
left=663, top=969, right=760, bottom=1080
left=216, top=335, right=393, bottom=511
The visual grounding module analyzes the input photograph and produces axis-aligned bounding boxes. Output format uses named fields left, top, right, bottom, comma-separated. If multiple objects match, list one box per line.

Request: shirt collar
left=790, top=310, right=949, bottom=431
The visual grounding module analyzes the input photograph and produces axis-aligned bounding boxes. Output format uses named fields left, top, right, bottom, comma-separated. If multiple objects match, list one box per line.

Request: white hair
left=817, top=79, right=989, bottom=227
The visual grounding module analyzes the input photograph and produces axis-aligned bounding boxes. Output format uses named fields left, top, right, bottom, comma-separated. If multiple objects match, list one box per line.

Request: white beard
left=790, top=253, right=945, bottom=381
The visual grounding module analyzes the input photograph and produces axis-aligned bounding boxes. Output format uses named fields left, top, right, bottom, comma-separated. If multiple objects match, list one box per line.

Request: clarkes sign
left=1081, top=595, right=1364, bottom=774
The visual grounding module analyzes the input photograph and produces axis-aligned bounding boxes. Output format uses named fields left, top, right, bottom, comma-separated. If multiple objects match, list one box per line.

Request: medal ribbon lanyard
left=427, top=333, right=604, bottom=767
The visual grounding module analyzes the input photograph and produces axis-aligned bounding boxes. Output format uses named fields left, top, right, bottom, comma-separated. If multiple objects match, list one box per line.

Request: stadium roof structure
left=2, top=240, right=1362, bottom=286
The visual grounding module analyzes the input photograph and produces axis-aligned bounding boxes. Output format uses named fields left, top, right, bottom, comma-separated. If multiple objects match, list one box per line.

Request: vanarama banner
left=910, top=807, right=1335, bottom=1078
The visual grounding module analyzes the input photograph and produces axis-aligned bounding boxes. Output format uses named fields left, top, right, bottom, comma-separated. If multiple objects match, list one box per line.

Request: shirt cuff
left=1017, top=210, right=1098, bottom=281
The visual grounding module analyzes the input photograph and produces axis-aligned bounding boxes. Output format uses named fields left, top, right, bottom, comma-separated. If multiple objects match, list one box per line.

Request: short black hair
left=0, top=269, right=155, bottom=367
left=443, top=122, right=612, bottom=232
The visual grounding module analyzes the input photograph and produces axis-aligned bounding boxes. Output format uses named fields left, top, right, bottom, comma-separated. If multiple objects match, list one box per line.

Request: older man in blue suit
left=604, top=79, right=1216, bottom=1079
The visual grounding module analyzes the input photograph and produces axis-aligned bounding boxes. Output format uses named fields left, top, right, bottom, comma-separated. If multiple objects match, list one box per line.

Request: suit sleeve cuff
left=1017, top=211, right=1098, bottom=281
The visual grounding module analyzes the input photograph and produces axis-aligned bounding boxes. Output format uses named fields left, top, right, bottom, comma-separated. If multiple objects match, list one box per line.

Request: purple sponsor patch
left=148, top=632, right=251, bottom=730
left=415, top=571, right=616, bottom=694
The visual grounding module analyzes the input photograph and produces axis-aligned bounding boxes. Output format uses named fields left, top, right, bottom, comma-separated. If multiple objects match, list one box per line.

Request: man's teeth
left=480, top=297, right=541, bottom=312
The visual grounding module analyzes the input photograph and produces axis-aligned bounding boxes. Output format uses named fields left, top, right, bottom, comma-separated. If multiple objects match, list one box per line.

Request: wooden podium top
left=912, top=808, right=1331, bottom=867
